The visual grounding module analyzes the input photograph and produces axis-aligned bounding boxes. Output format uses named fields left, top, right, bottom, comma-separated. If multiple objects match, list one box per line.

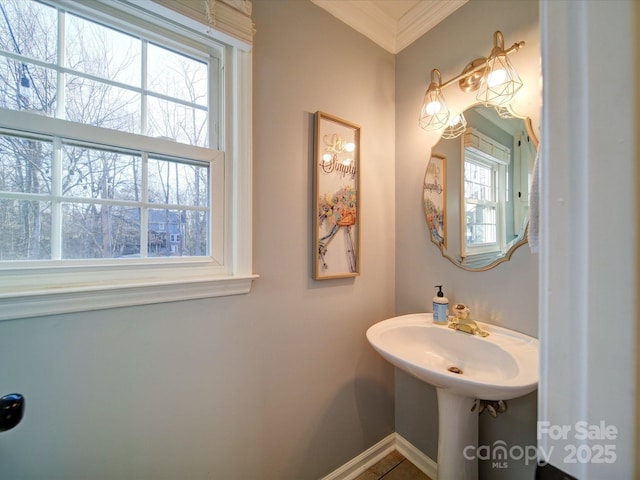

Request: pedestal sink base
left=436, top=388, right=479, bottom=480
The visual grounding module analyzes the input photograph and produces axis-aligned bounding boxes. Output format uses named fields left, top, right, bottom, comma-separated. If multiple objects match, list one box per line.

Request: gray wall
left=394, top=1, right=540, bottom=479
left=0, top=1, right=396, bottom=479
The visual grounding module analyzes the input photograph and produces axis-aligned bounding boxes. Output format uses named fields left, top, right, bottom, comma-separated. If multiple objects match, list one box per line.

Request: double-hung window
left=0, top=0, right=255, bottom=320
left=462, top=153, right=501, bottom=254
left=461, top=128, right=509, bottom=259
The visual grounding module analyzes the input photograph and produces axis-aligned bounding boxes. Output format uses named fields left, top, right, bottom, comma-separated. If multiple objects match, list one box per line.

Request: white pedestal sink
left=366, top=313, right=538, bottom=480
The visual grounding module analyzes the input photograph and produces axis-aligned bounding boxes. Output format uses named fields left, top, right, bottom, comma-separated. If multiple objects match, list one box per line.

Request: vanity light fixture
left=419, top=31, right=525, bottom=135
left=476, top=31, right=523, bottom=106
left=419, top=69, right=450, bottom=131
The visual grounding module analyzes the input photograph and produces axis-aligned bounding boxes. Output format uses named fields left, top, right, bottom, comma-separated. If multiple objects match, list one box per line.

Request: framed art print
left=314, top=112, right=360, bottom=280
left=423, top=153, right=447, bottom=249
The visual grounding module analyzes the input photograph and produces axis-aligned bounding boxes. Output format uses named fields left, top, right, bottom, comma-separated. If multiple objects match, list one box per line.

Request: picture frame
left=314, top=111, right=360, bottom=280
left=423, top=153, right=447, bottom=249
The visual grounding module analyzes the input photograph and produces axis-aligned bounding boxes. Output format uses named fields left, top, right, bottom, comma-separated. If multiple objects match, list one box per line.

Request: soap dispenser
left=433, top=285, right=449, bottom=325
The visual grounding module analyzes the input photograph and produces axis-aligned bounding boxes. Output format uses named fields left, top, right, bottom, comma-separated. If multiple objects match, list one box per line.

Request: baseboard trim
left=320, top=433, right=437, bottom=480
left=320, top=433, right=396, bottom=480
left=395, top=433, right=438, bottom=479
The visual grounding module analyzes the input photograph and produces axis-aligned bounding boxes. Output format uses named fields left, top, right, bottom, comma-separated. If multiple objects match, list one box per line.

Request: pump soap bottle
left=433, top=285, right=449, bottom=325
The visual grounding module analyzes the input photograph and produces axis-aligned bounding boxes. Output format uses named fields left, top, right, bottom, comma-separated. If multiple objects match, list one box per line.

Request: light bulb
left=322, top=153, right=332, bottom=163
left=487, top=68, right=507, bottom=87
left=345, top=142, right=355, bottom=153
left=426, top=100, right=442, bottom=116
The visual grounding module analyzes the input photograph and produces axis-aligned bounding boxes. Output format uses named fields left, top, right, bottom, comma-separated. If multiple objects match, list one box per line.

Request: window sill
left=0, top=274, right=258, bottom=321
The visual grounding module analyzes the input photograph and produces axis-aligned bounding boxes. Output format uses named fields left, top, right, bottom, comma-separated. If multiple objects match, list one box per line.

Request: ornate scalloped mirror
left=423, top=104, right=538, bottom=271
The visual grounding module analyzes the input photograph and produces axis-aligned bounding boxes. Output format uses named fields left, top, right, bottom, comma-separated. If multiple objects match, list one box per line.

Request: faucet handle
left=452, top=303, right=470, bottom=319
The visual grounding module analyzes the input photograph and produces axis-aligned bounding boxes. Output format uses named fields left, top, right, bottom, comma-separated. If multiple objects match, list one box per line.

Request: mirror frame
left=424, top=106, right=539, bottom=271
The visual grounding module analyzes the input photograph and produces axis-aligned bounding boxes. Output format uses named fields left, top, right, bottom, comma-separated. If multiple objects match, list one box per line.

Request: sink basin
left=366, top=312, right=538, bottom=400
left=366, top=313, right=539, bottom=480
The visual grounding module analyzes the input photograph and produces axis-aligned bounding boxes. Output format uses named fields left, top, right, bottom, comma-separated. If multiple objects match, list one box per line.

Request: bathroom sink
left=366, top=313, right=538, bottom=400
left=367, top=313, right=538, bottom=479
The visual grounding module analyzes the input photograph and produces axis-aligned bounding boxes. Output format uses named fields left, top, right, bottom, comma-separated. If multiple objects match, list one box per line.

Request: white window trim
left=0, top=0, right=256, bottom=321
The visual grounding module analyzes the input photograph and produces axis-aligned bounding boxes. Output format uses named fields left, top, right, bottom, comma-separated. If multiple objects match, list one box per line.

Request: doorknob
left=0, top=393, right=24, bottom=432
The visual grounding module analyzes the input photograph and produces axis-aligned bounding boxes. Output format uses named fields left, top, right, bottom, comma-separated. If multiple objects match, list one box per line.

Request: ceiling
left=310, top=0, right=468, bottom=54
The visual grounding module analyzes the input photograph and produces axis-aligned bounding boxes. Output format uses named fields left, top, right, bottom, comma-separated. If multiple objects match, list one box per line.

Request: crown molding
left=311, top=0, right=397, bottom=53
left=311, top=0, right=468, bottom=54
left=397, top=0, right=468, bottom=52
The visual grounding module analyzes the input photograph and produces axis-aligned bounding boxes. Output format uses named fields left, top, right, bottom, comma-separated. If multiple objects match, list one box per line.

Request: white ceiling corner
left=311, top=0, right=468, bottom=54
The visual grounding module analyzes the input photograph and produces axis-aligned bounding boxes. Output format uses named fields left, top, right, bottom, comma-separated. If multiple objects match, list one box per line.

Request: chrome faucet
left=448, top=304, right=489, bottom=337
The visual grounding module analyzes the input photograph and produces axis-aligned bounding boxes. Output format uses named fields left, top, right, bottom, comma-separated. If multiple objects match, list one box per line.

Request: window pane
left=66, top=14, right=141, bottom=87
left=183, top=209, right=208, bottom=256
left=0, top=58, right=57, bottom=114
left=0, top=0, right=57, bottom=63
left=0, top=199, right=51, bottom=260
left=147, top=43, right=207, bottom=106
left=148, top=209, right=207, bottom=257
left=66, top=75, right=140, bottom=133
left=147, top=157, right=208, bottom=206
left=62, top=145, right=141, bottom=201
left=464, top=161, right=493, bottom=201
left=465, top=204, right=497, bottom=246
left=148, top=208, right=178, bottom=256
left=62, top=203, right=140, bottom=259
left=0, top=134, right=52, bottom=194
left=147, top=97, right=207, bottom=147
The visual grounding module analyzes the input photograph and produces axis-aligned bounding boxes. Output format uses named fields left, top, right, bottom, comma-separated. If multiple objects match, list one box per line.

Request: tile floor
left=353, top=451, right=432, bottom=480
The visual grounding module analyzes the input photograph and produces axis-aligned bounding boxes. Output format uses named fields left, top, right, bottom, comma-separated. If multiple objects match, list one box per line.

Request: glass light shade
left=441, top=112, right=467, bottom=139
left=419, top=70, right=449, bottom=131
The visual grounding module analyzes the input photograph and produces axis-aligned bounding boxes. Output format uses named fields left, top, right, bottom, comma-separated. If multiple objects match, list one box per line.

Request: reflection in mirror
left=423, top=104, right=538, bottom=271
